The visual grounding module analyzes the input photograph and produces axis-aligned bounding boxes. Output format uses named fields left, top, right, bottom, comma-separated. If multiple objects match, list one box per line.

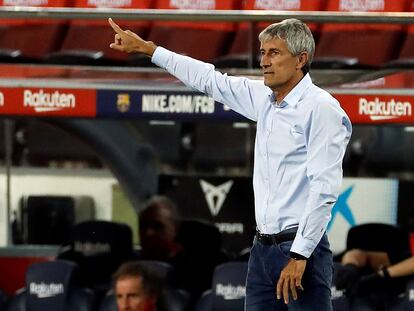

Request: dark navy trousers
left=245, top=234, right=333, bottom=310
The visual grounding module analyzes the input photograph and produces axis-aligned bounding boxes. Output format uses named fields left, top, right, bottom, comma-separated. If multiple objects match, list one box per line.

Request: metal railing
left=0, top=7, right=414, bottom=24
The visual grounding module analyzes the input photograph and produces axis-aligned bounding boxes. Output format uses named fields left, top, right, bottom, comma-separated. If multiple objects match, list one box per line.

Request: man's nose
left=260, top=56, right=269, bottom=68
left=119, top=298, right=130, bottom=311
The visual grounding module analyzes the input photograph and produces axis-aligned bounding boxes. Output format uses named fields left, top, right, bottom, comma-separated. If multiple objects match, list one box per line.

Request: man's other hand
left=276, top=258, right=306, bottom=304
left=108, top=18, right=157, bottom=56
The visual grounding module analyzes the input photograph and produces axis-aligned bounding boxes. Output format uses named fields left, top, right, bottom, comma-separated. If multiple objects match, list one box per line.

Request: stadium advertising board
left=97, top=90, right=244, bottom=121
left=0, top=87, right=96, bottom=117
left=327, top=178, right=399, bottom=254
left=335, top=94, right=414, bottom=124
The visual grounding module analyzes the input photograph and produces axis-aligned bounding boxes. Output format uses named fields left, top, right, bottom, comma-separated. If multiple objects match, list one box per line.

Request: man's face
left=116, top=276, right=156, bottom=311
left=139, top=204, right=178, bottom=260
left=260, top=37, right=304, bottom=93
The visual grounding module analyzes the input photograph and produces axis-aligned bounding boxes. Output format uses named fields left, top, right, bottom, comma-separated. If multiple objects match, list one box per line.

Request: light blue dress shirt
left=152, top=47, right=352, bottom=257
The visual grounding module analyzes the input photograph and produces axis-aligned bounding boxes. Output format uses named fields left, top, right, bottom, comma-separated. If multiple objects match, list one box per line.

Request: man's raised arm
left=108, top=18, right=260, bottom=122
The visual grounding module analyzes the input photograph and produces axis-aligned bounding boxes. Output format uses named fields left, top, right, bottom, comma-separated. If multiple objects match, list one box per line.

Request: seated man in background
left=138, top=195, right=181, bottom=262
left=114, top=261, right=162, bottom=311
left=138, top=195, right=228, bottom=303
left=336, top=249, right=414, bottom=310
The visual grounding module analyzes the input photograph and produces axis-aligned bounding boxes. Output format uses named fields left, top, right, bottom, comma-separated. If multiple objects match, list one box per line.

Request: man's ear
left=296, top=52, right=308, bottom=70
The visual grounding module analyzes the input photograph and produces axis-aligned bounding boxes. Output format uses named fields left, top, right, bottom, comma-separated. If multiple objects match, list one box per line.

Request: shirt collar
left=268, top=73, right=313, bottom=108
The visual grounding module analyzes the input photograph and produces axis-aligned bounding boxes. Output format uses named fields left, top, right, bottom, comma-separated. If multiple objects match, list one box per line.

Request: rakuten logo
left=88, top=0, right=132, bottom=7
left=74, top=241, right=111, bottom=256
left=215, top=284, right=246, bottom=300
left=359, top=97, right=412, bottom=121
left=4, top=0, right=47, bottom=5
left=331, top=286, right=345, bottom=299
left=29, top=282, right=64, bottom=298
left=255, top=0, right=300, bottom=10
left=24, top=90, right=76, bottom=113
left=340, top=0, right=384, bottom=11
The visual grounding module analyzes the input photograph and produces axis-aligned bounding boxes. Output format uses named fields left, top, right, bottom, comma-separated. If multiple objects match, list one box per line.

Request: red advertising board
left=0, top=87, right=97, bottom=117
left=335, top=93, right=414, bottom=124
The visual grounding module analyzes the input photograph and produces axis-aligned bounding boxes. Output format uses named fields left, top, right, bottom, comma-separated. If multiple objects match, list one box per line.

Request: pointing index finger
left=108, top=18, right=124, bottom=35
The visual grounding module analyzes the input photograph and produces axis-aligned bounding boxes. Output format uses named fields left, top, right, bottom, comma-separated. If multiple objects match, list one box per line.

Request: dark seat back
left=0, top=0, right=70, bottom=63
left=138, top=260, right=179, bottom=288
left=346, top=223, right=411, bottom=264
left=58, top=221, right=138, bottom=291
left=195, top=261, right=248, bottom=311
left=173, top=219, right=229, bottom=301
left=6, top=260, right=94, bottom=311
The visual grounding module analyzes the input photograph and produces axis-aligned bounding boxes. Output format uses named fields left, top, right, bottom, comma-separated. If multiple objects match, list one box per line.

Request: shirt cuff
left=151, top=46, right=171, bottom=68
left=290, top=251, right=308, bottom=260
left=290, top=234, right=318, bottom=258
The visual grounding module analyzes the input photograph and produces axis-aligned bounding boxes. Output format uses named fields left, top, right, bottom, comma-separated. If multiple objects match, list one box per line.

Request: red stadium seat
left=314, top=0, right=410, bottom=69
left=45, top=0, right=153, bottom=66
left=385, top=1, right=414, bottom=68
left=136, top=0, right=241, bottom=65
left=0, top=0, right=70, bottom=63
left=214, top=0, right=327, bottom=68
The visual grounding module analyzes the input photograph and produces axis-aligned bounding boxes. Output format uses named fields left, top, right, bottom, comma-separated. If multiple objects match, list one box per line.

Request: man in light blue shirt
left=109, top=17, right=352, bottom=310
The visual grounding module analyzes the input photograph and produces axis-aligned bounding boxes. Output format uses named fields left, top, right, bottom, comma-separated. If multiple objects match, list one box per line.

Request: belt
left=256, top=227, right=298, bottom=245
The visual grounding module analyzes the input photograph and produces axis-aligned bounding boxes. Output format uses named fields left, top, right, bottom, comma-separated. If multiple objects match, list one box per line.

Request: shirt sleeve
left=151, top=46, right=262, bottom=121
left=290, top=96, right=352, bottom=258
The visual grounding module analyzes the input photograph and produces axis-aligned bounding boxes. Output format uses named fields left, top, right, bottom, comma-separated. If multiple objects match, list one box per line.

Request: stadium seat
left=18, top=195, right=75, bottom=245
left=214, top=0, right=327, bottom=68
left=194, top=261, right=248, bottom=311
left=138, top=260, right=179, bottom=287
left=0, top=0, right=70, bottom=63
left=385, top=3, right=414, bottom=69
left=130, top=0, right=241, bottom=66
left=173, top=219, right=229, bottom=301
left=57, top=220, right=139, bottom=296
left=345, top=223, right=411, bottom=264
left=45, top=0, right=152, bottom=66
left=6, top=260, right=94, bottom=311
left=194, top=290, right=213, bottom=311
left=314, top=0, right=409, bottom=69
left=14, top=195, right=95, bottom=245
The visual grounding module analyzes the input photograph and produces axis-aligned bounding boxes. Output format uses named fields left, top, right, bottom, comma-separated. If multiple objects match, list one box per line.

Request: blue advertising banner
left=97, top=90, right=246, bottom=121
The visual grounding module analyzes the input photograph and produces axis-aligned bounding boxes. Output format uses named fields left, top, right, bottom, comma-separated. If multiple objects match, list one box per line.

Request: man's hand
left=276, top=259, right=306, bottom=304
left=108, top=18, right=157, bottom=56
